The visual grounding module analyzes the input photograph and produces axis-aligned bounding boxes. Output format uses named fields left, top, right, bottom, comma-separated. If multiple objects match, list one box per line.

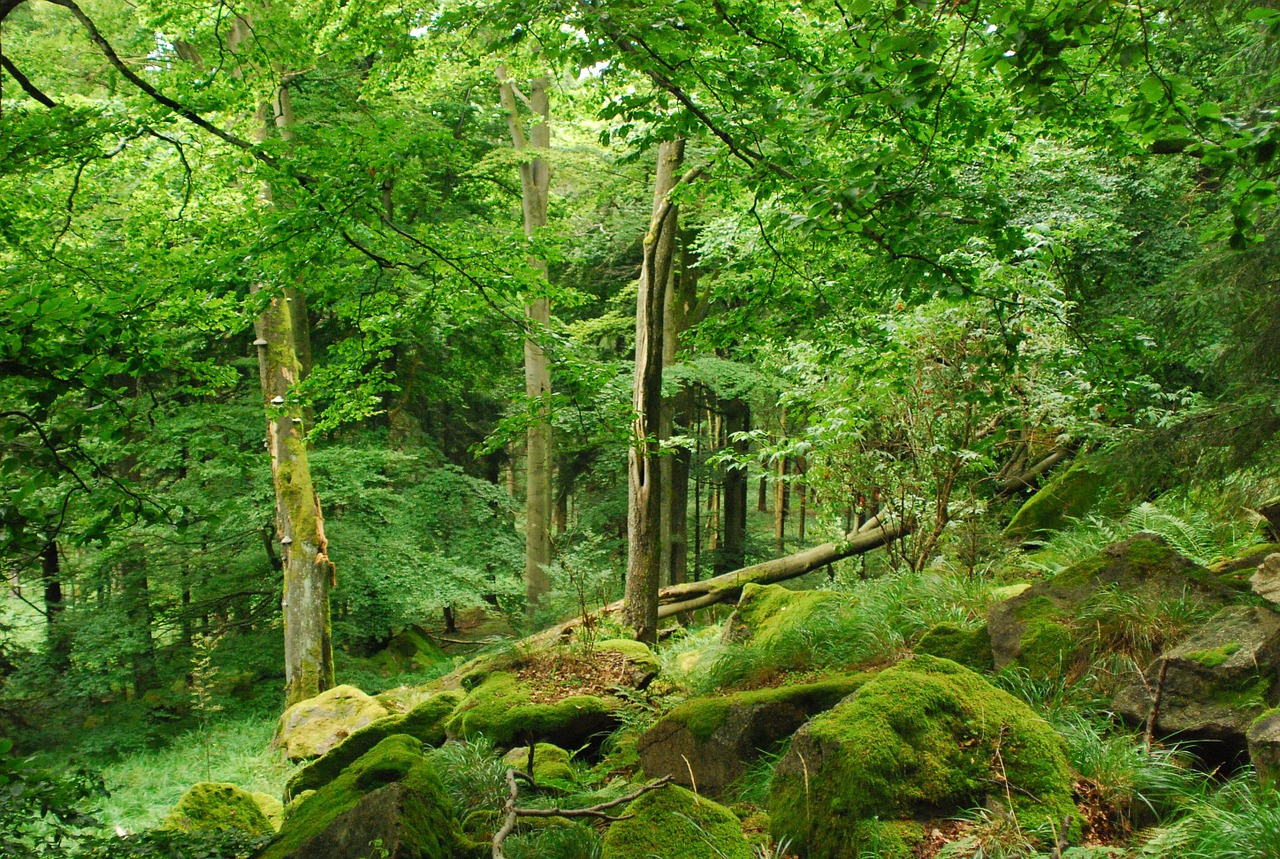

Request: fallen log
left=993, top=446, right=1076, bottom=497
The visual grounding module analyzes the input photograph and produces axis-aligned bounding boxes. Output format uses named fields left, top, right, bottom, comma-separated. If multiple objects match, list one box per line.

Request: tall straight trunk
left=661, top=216, right=694, bottom=589
left=121, top=551, right=155, bottom=697
left=718, top=398, right=750, bottom=574
left=797, top=455, right=808, bottom=545
left=775, top=455, right=790, bottom=552
left=625, top=139, right=685, bottom=643
left=253, top=86, right=334, bottom=707
left=498, top=68, right=554, bottom=616
left=42, top=541, right=69, bottom=667
left=758, top=474, right=768, bottom=512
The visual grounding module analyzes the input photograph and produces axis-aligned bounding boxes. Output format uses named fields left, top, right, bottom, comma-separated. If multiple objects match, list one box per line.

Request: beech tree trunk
left=661, top=229, right=696, bottom=588
left=718, top=398, right=750, bottom=574
left=42, top=541, right=69, bottom=667
left=625, top=139, right=685, bottom=643
left=498, top=68, right=554, bottom=616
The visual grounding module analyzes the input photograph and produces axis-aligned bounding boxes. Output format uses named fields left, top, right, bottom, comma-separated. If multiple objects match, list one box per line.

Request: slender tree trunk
left=498, top=68, right=554, bottom=617
left=251, top=86, right=334, bottom=708
left=42, top=541, right=69, bottom=667
left=797, top=455, right=808, bottom=545
left=758, top=474, right=768, bottom=512
left=661, top=224, right=696, bottom=589
left=774, top=455, right=790, bottom=552
left=718, top=398, right=749, bottom=574
left=625, top=139, right=684, bottom=643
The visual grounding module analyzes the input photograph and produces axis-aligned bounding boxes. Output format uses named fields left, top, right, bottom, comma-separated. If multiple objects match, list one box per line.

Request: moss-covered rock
left=637, top=673, right=869, bottom=796
left=251, top=792, right=284, bottom=832
left=768, top=656, right=1076, bottom=859
left=444, top=671, right=616, bottom=749
left=1003, top=459, right=1107, bottom=542
left=914, top=622, right=993, bottom=670
left=258, top=734, right=470, bottom=859
left=721, top=583, right=841, bottom=649
left=369, top=626, right=449, bottom=675
left=501, top=743, right=576, bottom=786
left=1211, top=543, right=1280, bottom=590
left=601, top=785, right=751, bottom=859
left=1251, top=552, right=1280, bottom=607
left=1248, top=708, right=1280, bottom=787
left=594, top=639, right=661, bottom=688
left=161, top=782, right=275, bottom=836
left=988, top=535, right=1228, bottom=679
left=286, top=691, right=463, bottom=800
left=275, top=684, right=390, bottom=762
left=1114, top=605, right=1280, bottom=762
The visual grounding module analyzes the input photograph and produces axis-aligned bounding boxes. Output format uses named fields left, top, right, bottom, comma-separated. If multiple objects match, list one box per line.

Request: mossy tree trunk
left=626, top=138, right=685, bottom=643
left=498, top=67, right=554, bottom=617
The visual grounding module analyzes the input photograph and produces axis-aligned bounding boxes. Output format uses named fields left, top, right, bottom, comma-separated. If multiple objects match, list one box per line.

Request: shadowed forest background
left=3, top=1, right=1280, bottom=857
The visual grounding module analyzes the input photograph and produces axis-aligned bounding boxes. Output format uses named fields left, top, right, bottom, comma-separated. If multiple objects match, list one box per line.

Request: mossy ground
left=444, top=670, right=615, bottom=747
left=601, top=784, right=752, bottom=859
left=769, top=655, right=1076, bottom=859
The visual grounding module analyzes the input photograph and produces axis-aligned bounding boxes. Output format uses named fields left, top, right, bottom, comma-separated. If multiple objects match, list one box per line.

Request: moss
left=850, top=819, right=925, bottom=859
left=601, top=785, right=752, bottom=859
left=161, top=782, right=275, bottom=837
left=915, top=622, right=994, bottom=670
left=251, top=792, right=284, bottom=832
left=371, top=626, right=448, bottom=673
left=1186, top=642, right=1243, bottom=668
left=502, top=743, right=576, bottom=785
left=444, top=671, right=615, bottom=747
left=258, top=734, right=467, bottom=859
left=596, top=638, right=660, bottom=677
left=667, top=674, right=869, bottom=742
left=275, top=684, right=390, bottom=761
left=768, top=656, right=1076, bottom=859
left=286, top=691, right=462, bottom=799
left=729, top=583, right=841, bottom=647
left=1013, top=596, right=1075, bottom=677
left=1211, top=674, right=1273, bottom=711
left=1003, top=461, right=1106, bottom=541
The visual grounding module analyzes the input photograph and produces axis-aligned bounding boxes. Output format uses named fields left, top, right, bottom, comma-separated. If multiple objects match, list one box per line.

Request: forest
left=2, top=0, right=1280, bottom=857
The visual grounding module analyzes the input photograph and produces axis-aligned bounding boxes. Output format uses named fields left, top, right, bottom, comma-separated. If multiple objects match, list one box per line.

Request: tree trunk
left=774, top=455, right=790, bottom=552
left=758, top=474, right=768, bottom=512
left=797, top=455, right=807, bottom=545
left=41, top=541, right=69, bottom=667
left=498, top=68, right=554, bottom=617
left=662, top=225, right=696, bottom=589
left=718, top=398, right=749, bottom=574
left=625, top=139, right=685, bottom=643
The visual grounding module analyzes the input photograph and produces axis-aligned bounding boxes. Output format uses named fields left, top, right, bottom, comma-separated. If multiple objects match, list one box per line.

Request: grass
left=89, top=708, right=294, bottom=833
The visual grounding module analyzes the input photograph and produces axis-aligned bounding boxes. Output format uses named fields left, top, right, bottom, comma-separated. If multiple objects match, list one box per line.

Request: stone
left=1113, top=604, right=1280, bottom=761
left=1250, top=553, right=1280, bottom=607
left=444, top=670, right=616, bottom=749
left=1002, top=459, right=1106, bottom=542
left=258, top=734, right=469, bottom=859
left=720, top=583, right=842, bottom=648
left=914, top=622, right=993, bottom=670
left=370, top=626, right=449, bottom=675
left=1248, top=708, right=1280, bottom=786
left=276, top=685, right=390, bottom=762
left=768, top=656, right=1076, bottom=859
left=287, top=691, right=463, bottom=800
left=161, top=782, right=275, bottom=836
left=252, top=792, right=285, bottom=832
left=988, top=535, right=1227, bottom=679
left=601, top=785, right=752, bottom=859
left=501, top=743, right=576, bottom=786
left=637, top=674, right=869, bottom=796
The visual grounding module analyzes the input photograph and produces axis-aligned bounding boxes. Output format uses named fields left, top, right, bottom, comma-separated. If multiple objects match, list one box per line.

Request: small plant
left=189, top=632, right=225, bottom=783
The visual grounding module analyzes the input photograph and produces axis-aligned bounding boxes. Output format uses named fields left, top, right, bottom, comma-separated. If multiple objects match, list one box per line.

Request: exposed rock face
left=601, top=785, right=751, bottom=859
left=161, top=782, right=275, bottom=836
left=276, top=685, right=390, bottom=762
left=258, top=734, right=468, bottom=859
left=768, top=656, right=1076, bottom=859
left=287, top=691, right=463, bottom=800
left=988, top=535, right=1227, bottom=678
left=1113, top=604, right=1280, bottom=759
left=1247, top=708, right=1280, bottom=787
left=637, top=674, right=869, bottom=796
left=1251, top=553, right=1280, bottom=607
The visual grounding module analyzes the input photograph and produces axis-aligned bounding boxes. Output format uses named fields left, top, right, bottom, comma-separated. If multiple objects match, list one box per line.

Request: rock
left=1248, top=708, right=1280, bottom=786
left=161, top=782, right=275, bottom=836
left=914, top=622, right=993, bottom=670
left=1251, top=553, right=1280, bottom=607
left=258, top=734, right=469, bottom=859
left=501, top=743, right=576, bottom=786
left=768, top=655, right=1076, bottom=859
left=252, top=792, right=285, bottom=832
left=601, top=785, right=752, bottom=859
left=637, top=673, right=869, bottom=796
left=287, top=691, right=463, bottom=800
left=444, top=670, right=616, bottom=749
left=1002, top=459, right=1106, bottom=542
left=370, top=626, right=449, bottom=674
left=988, top=535, right=1227, bottom=678
left=1113, top=605, right=1280, bottom=760
left=1210, top=543, right=1280, bottom=590
left=595, top=638, right=661, bottom=688
left=276, top=685, right=390, bottom=762
left=721, top=583, right=841, bottom=648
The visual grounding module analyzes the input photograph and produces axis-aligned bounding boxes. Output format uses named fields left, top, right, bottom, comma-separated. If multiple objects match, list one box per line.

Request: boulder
left=637, top=674, right=869, bottom=796
left=1247, top=708, right=1280, bottom=786
left=258, top=734, right=469, bottom=859
left=988, top=535, right=1227, bottom=678
left=1251, top=553, right=1280, bottom=607
left=287, top=691, right=463, bottom=800
left=444, top=671, right=615, bottom=749
left=501, top=743, right=576, bottom=786
left=1002, top=459, right=1106, bottom=542
left=161, top=782, right=275, bottom=836
left=914, top=622, right=993, bottom=670
left=721, top=583, right=841, bottom=648
left=252, top=792, right=285, bottom=832
left=276, top=685, right=390, bottom=762
left=601, top=785, right=751, bottom=859
left=768, top=656, right=1076, bottom=859
left=1113, top=605, right=1280, bottom=759
left=370, top=626, right=448, bottom=675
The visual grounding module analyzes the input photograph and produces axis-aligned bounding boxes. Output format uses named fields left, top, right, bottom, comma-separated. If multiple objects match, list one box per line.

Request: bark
left=661, top=228, right=696, bottom=589
left=718, top=398, right=749, bottom=574
left=758, top=475, right=768, bottom=512
left=625, top=139, right=685, bottom=644
left=796, top=456, right=808, bottom=544
left=774, top=455, right=790, bottom=552
left=994, top=446, right=1076, bottom=496
left=42, top=541, right=69, bottom=667
left=498, top=67, right=554, bottom=615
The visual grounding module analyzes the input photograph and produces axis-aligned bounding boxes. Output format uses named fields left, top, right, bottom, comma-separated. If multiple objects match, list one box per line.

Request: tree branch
left=0, top=53, right=57, bottom=106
